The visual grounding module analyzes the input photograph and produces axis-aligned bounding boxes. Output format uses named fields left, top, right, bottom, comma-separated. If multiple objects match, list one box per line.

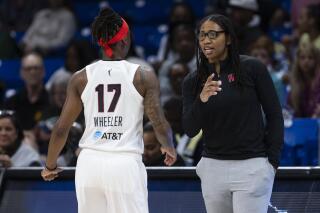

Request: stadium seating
left=281, top=118, right=319, bottom=166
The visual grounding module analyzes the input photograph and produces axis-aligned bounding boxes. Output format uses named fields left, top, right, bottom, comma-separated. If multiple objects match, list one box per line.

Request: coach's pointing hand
left=200, top=73, right=222, bottom=103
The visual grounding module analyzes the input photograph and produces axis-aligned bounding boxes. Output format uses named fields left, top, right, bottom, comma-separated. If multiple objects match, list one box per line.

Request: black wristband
left=45, top=164, right=57, bottom=171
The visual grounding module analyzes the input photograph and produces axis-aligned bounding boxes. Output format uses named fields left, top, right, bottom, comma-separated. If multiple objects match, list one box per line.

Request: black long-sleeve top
left=182, top=55, right=284, bottom=168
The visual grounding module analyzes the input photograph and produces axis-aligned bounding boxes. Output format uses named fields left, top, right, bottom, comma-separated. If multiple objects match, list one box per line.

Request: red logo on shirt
left=228, top=73, right=235, bottom=82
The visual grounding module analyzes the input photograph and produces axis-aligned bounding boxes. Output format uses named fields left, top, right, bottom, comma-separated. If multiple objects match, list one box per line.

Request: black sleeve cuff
left=268, top=158, right=279, bottom=169
left=194, top=95, right=207, bottom=108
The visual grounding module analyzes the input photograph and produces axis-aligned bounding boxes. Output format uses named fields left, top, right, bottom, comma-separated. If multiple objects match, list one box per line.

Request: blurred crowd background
left=0, top=0, right=319, bottom=168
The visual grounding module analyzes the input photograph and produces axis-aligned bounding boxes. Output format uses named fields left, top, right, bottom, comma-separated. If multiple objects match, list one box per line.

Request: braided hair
left=194, top=14, right=245, bottom=96
left=91, top=8, right=123, bottom=45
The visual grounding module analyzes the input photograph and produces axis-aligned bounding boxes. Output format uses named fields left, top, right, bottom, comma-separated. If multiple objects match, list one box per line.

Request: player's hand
left=200, top=73, right=222, bottom=103
left=41, top=166, right=63, bottom=181
left=160, top=146, right=177, bottom=166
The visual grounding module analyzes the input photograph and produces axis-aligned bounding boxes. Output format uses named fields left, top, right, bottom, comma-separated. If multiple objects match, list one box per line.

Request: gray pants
left=196, top=157, right=275, bottom=213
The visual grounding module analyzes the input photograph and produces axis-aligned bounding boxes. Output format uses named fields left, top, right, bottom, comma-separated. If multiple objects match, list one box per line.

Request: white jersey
left=79, top=60, right=144, bottom=154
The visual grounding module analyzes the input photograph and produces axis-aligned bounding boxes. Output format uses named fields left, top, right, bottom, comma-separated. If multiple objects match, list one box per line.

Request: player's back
left=79, top=60, right=144, bottom=154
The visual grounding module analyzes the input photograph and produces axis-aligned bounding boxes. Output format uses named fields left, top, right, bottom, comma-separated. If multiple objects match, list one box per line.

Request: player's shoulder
left=133, top=64, right=159, bottom=92
left=71, top=68, right=87, bottom=81
left=68, top=68, right=87, bottom=92
left=137, top=64, right=154, bottom=74
left=121, top=59, right=139, bottom=68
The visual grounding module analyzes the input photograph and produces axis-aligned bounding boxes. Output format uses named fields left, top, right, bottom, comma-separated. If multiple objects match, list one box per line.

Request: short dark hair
left=91, top=7, right=124, bottom=44
left=169, top=2, right=196, bottom=25
left=168, top=23, right=195, bottom=47
left=143, top=122, right=154, bottom=133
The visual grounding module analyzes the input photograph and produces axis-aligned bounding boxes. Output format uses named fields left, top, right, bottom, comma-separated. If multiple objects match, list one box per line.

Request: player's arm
left=134, top=66, right=177, bottom=166
left=44, top=70, right=85, bottom=172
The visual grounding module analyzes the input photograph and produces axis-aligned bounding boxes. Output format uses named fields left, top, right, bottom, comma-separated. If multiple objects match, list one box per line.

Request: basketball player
left=41, top=8, right=177, bottom=213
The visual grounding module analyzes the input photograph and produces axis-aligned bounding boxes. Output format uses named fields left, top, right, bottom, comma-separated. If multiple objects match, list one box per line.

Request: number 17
left=95, top=84, right=121, bottom=113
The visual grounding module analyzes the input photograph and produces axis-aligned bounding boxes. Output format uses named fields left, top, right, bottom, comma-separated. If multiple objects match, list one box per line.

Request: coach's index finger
left=206, top=73, right=215, bottom=83
left=207, top=80, right=222, bottom=87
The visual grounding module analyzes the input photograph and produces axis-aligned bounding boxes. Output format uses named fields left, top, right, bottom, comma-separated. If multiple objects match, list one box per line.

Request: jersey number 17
left=95, top=84, right=121, bottom=113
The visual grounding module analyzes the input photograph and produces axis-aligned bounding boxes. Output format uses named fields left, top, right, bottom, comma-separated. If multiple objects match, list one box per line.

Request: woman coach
left=182, top=14, right=284, bottom=213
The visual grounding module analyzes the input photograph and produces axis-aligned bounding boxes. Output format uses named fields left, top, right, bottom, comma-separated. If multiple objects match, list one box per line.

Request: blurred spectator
left=284, top=3, right=320, bottom=59
left=3, top=52, right=50, bottom=131
left=168, top=61, right=190, bottom=98
left=163, top=97, right=203, bottom=166
left=269, top=7, right=289, bottom=31
left=205, top=0, right=228, bottom=15
left=20, top=0, right=76, bottom=55
left=44, top=75, right=70, bottom=120
left=156, top=2, right=196, bottom=65
left=37, top=76, right=68, bottom=156
left=126, top=32, right=154, bottom=72
left=37, top=116, right=83, bottom=166
left=256, top=0, right=278, bottom=32
left=0, top=111, right=41, bottom=167
left=291, top=0, right=320, bottom=28
left=122, top=15, right=152, bottom=66
left=38, top=75, right=84, bottom=164
left=0, top=32, right=21, bottom=59
left=64, top=121, right=83, bottom=166
left=298, top=3, right=320, bottom=50
left=46, top=39, right=98, bottom=90
left=143, top=122, right=185, bottom=167
left=0, top=0, right=47, bottom=32
left=288, top=43, right=320, bottom=117
left=227, top=0, right=263, bottom=54
left=249, top=35, right=287, bottom=106
left=158, top=23, right=196, bottom=104
left=268, top=6, right=292, bottom=43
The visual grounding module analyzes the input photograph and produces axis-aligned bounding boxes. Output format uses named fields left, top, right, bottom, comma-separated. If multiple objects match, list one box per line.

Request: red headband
left=98, top=18, right=129, bottom=58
